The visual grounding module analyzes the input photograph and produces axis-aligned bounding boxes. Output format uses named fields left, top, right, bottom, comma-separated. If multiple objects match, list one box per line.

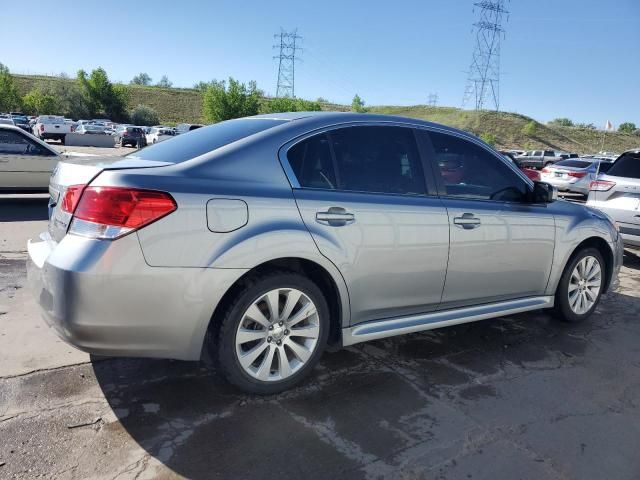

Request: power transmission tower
left=273, top=29, right=302, bottom=98
left=427, top=93, right=438, bottom=107
left=462, top=1, right=509, bottom=111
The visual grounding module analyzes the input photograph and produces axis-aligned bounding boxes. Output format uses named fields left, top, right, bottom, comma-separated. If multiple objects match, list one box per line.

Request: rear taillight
left=61, top=184, right=87, bottom=213
left=568, top=171, right=587, bottom=178
left=589, top=180, right=615, bottom=191
left=68, top=187, right=177, bottom=239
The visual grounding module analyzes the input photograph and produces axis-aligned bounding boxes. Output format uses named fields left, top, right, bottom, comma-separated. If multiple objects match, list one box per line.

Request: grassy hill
left=13, top=75, right=638, bottom=154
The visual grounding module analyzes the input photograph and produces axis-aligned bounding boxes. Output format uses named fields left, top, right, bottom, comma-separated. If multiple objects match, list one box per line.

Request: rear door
left=284, top=124, right=450, bottom=325
left=419, top=130, right=556, bottom=309
left=0, top=129, right=58, bottom=189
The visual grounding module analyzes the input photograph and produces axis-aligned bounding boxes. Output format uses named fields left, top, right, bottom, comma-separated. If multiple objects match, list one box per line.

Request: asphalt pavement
left=1, top=194, right=639, bottom=479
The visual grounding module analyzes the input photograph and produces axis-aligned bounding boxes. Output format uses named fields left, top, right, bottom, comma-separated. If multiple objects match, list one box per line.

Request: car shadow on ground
left=0, top=196, right=49, bottom=222
left=92, top=264, right=640, bottom=479
left=623, top=248, right=640, bottom=271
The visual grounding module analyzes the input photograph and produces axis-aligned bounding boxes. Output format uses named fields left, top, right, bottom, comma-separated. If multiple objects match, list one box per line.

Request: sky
left=1, top=0, right=638, bottom=126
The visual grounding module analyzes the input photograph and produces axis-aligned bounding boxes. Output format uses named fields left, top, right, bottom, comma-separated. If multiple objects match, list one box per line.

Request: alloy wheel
left=235, top=288, right=320, bottom=382
left=568, top=255, right=602, bottom=315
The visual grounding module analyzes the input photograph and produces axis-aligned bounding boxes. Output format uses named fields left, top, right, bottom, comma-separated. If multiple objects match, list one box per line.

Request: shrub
left=548, top=117, right=573, bottom=127
left=351, top=94, right=366, bottom=113
left=203, top=78, right=260, bottom=122
left=0, top=63, right=22, bottom=112
left=129, top=105, right=160, bottom=126
left=261, top=97, right=322, bottom=113
left=522, top=121, right=538, bottom=137
left=22, top=89, right=59, bottom=115
left=618, top=122, right=637, bottom=134
left=480, top=132, right=497, bottom=147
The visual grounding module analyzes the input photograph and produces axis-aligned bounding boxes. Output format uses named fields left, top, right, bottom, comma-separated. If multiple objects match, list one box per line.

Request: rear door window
left=287, top=126, right=427, bottom=195
left=607, top=152, right=640, bottom=179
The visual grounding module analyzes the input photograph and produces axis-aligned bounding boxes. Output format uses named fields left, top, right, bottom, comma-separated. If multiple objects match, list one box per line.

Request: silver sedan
left=28, top=112, right=623, bottom=394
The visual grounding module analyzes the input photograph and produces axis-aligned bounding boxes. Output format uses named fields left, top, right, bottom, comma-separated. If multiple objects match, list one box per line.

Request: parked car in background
left=114, top=125, right=147, bottom=147
left=176, top=123, right=204, bottom=134
left=541, top=158, right=613, bottom=195
left=34, top=115, right=72, bottom=144
left=75, top=124, right=107, bottom=135
left=146, top=127, right=175, bottom=144
left=559, top=152, right=579, bottom=160
left=0, top=116, right=14, bottom=125
left=27, top=112, right=622, bottom=394
left=501, top=151, right=541, bottom=181
left=0, top=124, right=60, bottom=191
left=516, top=150, right=563, bottom=168
left=10, top=114, right=31, bottom=132
left=587, top=149, right=640, bottom=246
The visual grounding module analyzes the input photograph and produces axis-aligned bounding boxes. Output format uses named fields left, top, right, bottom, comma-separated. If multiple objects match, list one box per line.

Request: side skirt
left=342, top=296, right=554, bottom=346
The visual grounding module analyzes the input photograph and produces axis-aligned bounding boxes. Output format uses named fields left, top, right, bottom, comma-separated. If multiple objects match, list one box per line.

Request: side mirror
left=532, top=181, right=557, bottom=203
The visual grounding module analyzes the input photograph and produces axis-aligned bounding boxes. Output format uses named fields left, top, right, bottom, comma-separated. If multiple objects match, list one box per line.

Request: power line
left=273, top=28, right=302, bottom=98
left=462, top=1, right=509, bottom=111
left=427, top=93, right=439, bottom=107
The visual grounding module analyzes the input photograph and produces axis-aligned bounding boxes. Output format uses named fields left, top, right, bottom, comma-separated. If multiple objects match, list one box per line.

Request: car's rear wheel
left=216, top=272, right=329, bottom=394
left=552, top=247, right=604, bottom=323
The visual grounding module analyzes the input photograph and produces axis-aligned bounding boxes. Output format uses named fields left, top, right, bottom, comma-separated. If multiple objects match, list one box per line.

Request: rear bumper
left=27, top=232, right=247, bottom=360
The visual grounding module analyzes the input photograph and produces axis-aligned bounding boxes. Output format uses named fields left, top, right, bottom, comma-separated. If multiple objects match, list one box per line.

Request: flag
left=604, top=120, right=614, bottom=131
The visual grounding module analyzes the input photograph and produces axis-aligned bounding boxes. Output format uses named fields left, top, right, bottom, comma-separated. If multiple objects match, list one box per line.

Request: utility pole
left=462, top=1, right=509, bottom=111
left=273, top=29, right=302, bottom=98
left=427, top=93, right=438, bottom=107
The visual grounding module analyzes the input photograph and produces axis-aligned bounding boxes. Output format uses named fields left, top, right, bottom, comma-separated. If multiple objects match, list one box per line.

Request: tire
left=215, top=271, right=330, bottom=394
left=544, top=161, right=553, bottom=167
left=551, top=247, right=605, bottom=323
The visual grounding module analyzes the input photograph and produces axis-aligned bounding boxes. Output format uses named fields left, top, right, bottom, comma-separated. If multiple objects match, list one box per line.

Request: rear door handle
left=316, top=207, right=355, bottom=226
left=453, top=213, right=481, bottom=229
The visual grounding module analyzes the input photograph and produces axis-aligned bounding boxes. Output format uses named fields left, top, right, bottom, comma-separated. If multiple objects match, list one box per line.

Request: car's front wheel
left=552, top=247, right=605, bottom=322
left=216, top=272, right=329, bottom=394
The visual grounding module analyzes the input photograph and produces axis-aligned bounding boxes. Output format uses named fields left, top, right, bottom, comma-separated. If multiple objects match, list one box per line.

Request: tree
left=618, top=122, right=637, bottom=134
left=203, top=78, right=260, bottom=122
left=129, top=105, right=160, bottom=126
left=522, top=121, right=538, bottom=137
left=131, top=73, right=152, bottom=86
left=575, top=122, right=596, bottom=130
left=0, top=63, right=22, bottom=112
left=351, top=94, right=366, bottom=113
left=480, top=132, right=497, bottom=147
left=22, top=89, right=60, bottom=115
left=157, top=75, right=172, bottom=88
left=193, top=81, right=211, bottom=91
left=261, top=97, right=322, bottom=114
left=76, top=67, right=128, bottom=121
left=548, top=117, right=574, bottom=127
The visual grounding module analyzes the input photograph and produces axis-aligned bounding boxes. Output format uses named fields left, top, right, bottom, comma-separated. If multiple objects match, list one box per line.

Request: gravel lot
left=1, top=183, right=639, bottom=479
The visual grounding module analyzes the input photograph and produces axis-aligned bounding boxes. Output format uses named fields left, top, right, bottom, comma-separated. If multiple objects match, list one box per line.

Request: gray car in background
left=587, top=148, right=640, bottom=246
left=540, top=158, right=613, bottom=195
left=27, top=112, right=623, bottom=394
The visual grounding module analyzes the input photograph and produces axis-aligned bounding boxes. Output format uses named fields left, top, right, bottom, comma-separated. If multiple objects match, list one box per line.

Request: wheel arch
left=556, top=236, right=614, bottom=294
left=201, top=256, right=349, bottom=359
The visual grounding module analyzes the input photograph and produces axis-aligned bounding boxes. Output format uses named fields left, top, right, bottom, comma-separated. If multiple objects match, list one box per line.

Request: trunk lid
left=48, top=156, right=172, bottom=241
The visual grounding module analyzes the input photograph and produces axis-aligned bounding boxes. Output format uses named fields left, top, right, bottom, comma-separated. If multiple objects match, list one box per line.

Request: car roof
left=249, top=111, right=478, bottom=140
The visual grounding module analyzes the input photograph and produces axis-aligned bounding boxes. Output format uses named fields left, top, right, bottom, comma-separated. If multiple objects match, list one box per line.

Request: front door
left=0, top=129, right=58, bottom=189
left=420, top=129, right=555, bottom=309
left=284, top=125, right=450, bottom=325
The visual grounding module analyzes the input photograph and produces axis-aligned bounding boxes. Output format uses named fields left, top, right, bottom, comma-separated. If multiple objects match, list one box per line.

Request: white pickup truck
left=33, top=115, right=73, bottom=144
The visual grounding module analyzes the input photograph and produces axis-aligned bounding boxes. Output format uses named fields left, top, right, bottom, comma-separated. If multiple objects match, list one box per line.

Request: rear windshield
left=555, top=160, right=591, bottom=168
left=606, top=152, right=640, bottom=179
left=128, top=118, right=286, bottom=163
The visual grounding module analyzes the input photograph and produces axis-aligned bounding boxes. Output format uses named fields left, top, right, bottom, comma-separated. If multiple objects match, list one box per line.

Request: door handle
left=453, top=213, right=481, bottom=229
left=316, top=207, right=355, bottom=226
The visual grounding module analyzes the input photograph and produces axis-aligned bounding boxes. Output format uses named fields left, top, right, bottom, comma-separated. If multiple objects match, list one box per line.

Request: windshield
left=127, top=118, right=287, bottom=163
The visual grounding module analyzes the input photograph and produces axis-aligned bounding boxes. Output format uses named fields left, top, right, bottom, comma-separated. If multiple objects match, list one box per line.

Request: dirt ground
left=1, top=193, right=639, bottom=480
